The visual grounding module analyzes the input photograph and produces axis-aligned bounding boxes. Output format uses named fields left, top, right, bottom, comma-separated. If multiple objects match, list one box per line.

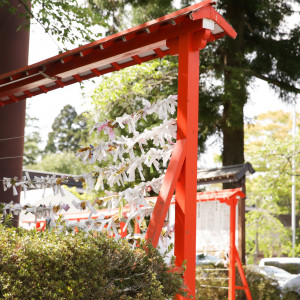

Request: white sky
left=27, top=5, right=299, bottom=167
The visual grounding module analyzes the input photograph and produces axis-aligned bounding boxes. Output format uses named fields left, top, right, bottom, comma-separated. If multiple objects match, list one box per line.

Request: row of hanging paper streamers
left=1, top=95, right=178, bottom=250
left=89, top=94, right=177, bottom=140
left=78, top=95, right=177, bottom=165
left=2, top=175, right=174, bottom=250
left=3, top=95, right=177, bottom=195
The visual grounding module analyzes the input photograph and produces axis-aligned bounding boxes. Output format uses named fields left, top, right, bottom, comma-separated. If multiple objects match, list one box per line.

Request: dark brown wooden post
left=0, top=0, right=31, bottom=226
left=238, top=178, right=246, bottom=265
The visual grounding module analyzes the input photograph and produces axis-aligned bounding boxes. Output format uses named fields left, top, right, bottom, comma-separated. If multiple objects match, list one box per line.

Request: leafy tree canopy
left=89, top=0, right=300, bottom=168
left=45, top=104, right=88, bottom=153
left=1, top=0, right=108, bottom=47
left=88, top=59, right=178, bottom=192
left=28, top=151, right=89, bottom=175
left=245, top=110, right=300, bottom=214
left=245, top=110, right=300, bottom=261
left=5, top=0, right=299, bottom=169
left=190, top=0, right=299, bottom=167
left=91, top=59, right=177, bottom=120
left=245, top=110, right=295, bottom=148
left=87, top=0, right=174, bottom=35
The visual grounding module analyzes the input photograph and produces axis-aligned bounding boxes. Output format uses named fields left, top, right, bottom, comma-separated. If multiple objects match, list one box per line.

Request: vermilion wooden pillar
left=229, top=198, right=237, bottom=300
left=174, top=29, right=209, bottom=299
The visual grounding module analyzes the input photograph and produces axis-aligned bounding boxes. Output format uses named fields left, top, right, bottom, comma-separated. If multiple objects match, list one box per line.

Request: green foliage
left=91, top=60, right=177, bottom=120
left=245, top=111, right=300, bottom=262
left=3, top=0, right=107, bottom=47
left=23, top=113, right=42, bottom=166
left=6, top=0, right=300, bottom=167
left=27, top=151, right=89, bottom=175
left=25, top=105, right=90, bottom=173
left=237, top=266, right=282, bottom=300
left=196, top=264, right=228, bottom=300
left=129, top=0, right=174, bottom=27
left=88, top=60, right=178, bottom=191
left=246, top=136, right=300, bottom=212
left=187, top=0, right=299, bottom=165
left=90, top=0, right=299, bottom=167
left=45, top=105, right=89, bottom=154
left=88, top=0, right=174, bottom=35
left=63, top=185, right=103, bottom=203
left=245, top=111, right=300, bottom=212
left=0, top=224, right=186, bottom=299
left=246, top=210, right=292, bottom=264
left=245, top=111, right=297, bottom=150
left=196, top=265, right=282, bottom=300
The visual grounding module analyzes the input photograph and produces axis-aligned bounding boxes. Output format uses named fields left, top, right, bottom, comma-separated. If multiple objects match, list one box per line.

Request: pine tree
left=195, top=0, right=299, bottom=172
left=45, top=105, right=88, bottom=153
left=23, top=114, right=42, bottom=165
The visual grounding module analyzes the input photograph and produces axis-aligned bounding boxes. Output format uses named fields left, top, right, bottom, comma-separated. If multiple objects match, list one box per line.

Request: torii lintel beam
left=0, top=0, right=236, bottom=106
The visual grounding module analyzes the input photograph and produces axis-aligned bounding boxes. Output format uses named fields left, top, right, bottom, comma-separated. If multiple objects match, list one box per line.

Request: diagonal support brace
left=145, top=139, right=186, bottom=248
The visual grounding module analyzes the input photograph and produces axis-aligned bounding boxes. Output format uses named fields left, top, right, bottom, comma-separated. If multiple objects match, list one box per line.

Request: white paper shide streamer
left=1, top=95, right=178, bottom=249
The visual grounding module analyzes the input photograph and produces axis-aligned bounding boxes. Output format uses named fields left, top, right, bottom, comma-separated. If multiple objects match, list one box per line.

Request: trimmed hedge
left=196, top=264, right=282, bottom=300
left=0, top=224, right=186, bottom=299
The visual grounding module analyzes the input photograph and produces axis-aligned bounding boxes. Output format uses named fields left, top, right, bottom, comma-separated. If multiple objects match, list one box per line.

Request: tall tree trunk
left=222, top=108, right=245, bottom=167
left=0, top=1, right=31, bottom=226
left=222, top=1, right=247, bottom=171
left=222, top=1, right=247, bottom=263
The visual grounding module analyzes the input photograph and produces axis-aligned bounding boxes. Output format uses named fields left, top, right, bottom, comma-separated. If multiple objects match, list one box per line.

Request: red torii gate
left=0, top=1, right=248, bottom=298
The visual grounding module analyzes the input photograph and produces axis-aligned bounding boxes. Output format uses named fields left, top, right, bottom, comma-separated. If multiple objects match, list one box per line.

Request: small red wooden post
left=134, top=221, right=140, bottom=234
left=196, top=189, right=252, bottom=300
left=227, top=195, right=252, bottom=300
left=120, top=222, right=127, bottom=238
left=229, top=198, right=237, bottom=300
left=235, top=247, right=252, bottom=300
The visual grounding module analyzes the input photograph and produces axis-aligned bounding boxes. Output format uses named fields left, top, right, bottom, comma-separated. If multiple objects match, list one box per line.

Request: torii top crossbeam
left=0, top=1, right=241, bottom=299
left=0, top=0, right=235, bottom=105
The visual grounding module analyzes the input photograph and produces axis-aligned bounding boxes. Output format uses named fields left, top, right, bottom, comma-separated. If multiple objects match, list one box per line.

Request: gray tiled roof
left=197, top=162, right=255, bottom=185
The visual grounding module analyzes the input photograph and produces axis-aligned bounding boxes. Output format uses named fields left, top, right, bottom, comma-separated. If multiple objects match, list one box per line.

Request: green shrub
left=196, top=264, right=282, bottom=300
left=195, top=263, right=228, bottom=300
left=236, top=266, right=282, bottom=300
left=0, top=224, right=185, bottom=299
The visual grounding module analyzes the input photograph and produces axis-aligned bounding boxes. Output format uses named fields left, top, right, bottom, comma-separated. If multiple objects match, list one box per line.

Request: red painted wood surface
left=0, top=0, right=29, bottom=219
left=174, top=30, right=199, bottom=299
left=235, top=247, right=252, bottom=300
left=0, top=1, right=236, bottom=106
left=198, top=190, right=252, bottom=300
left=229, top=196, right=238, bottom=299
left=145, top=139, right=186, bottom=247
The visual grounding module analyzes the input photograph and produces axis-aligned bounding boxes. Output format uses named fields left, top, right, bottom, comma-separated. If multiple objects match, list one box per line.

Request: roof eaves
left=190, top=4, right=237, bottom=39
left=197, top=163, right=255, bottom=184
